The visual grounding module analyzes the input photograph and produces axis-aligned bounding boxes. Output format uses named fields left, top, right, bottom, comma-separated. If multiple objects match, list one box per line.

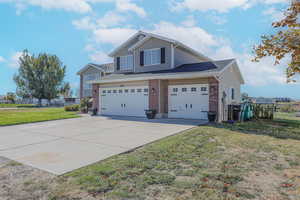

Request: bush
left=80, top=98, right=92, bottom=113
left=279, top=104, right=297, bottom=113
left=64, top=104, right=80, bottom=112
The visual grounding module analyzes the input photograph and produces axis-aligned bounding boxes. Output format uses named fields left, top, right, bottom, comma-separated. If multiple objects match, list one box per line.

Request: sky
left=0, top=0, right=299, bottom=99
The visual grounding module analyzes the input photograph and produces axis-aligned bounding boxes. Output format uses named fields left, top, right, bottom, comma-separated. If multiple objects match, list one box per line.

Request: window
left=131, top=89, right=135, bottom=93
left=182, top=88, right=187, bottom=92
left=201, top=87, right=207, bottom=92
left=119, top=89, right=123, bottom=93
left=231, top=88, right=235, bottom=100
left=125, top=89, right=129, bottom=93
left=120, top=55, right=133, bottom=70
left=144, top=88, right=149, bottom=93
left=191, top=87, right=197, bottom=92
left=107, top=90, right=111, bottom=93
left=144, top=48, right=161, bottom=66
left=83, top=73, right=100, bottom=90
left=173, top=88, right=178, bottom=93
left=113, top=90, right=117, bottom=93
left=137, top=89, right=142, bottom=93
left=103, top=90, right=106, bottom=94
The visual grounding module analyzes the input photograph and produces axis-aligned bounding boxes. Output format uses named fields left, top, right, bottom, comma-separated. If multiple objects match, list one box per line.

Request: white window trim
left=120, top=55, right=134, bottom=70
left=144, top=48, right=161, bottom=67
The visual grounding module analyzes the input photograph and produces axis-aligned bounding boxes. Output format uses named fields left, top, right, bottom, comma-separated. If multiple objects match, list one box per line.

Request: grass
left=0, top=108, right=80, bottom=126
left=44, top=112, right=300, bottom=200
left=0, top=103, right=36, bottom=108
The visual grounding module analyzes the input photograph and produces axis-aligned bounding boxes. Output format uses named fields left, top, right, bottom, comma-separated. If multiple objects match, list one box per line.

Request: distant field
left=0, top=104, right=36, bottom=108
left=0, top=108, right=80, bottom=126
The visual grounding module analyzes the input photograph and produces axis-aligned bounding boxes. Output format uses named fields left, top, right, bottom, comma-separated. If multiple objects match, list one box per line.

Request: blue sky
left=0, top=0, right=298, bottom=99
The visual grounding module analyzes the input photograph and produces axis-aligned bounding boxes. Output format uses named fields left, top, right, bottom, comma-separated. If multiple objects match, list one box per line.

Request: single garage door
left=168, top=84, right=209, bottom=120
left=100, top=86, right=149, bottom=117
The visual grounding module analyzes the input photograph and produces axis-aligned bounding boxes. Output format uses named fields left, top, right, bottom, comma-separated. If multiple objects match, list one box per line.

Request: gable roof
left=77, top=63, right=114, bottom=75
left=108, top=31, right=211, bottom=61
left=90, top=59, right=239, bottom=84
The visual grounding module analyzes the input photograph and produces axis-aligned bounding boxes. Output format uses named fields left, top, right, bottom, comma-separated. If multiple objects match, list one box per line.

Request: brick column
left=209, top=78, right=219, bottom=117
left=80, top=75, right=83, bottom=99
left=149, top=80, right=159, bottom=111
left=92, top=84, right=100, bottom=113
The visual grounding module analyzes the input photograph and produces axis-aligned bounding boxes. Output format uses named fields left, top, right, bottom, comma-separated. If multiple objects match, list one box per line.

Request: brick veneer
left=149, top=80, right=159, bottom=111
left=92, top=84, right=100, bottom=112
left=209, top=78, right=219, bottom=117
left=80, top=75, right=83, bottom=99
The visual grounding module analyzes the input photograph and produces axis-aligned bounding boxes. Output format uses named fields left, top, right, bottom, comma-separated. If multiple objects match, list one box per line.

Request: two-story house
left=78, top=31, right=244, bottom=121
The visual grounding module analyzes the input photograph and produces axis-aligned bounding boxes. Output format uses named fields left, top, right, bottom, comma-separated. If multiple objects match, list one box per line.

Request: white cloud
left=0, top=0, right=146, bottom=16
left=115, top=0, right=146, bottom=17
left=212, top=45, right=288, bottom=86
left=181, top=15, right=196, bottom=27
left=89, top=50, right=112, bottom=63
left=263, top=7, right=285, bottom=21
left=0, top=56, right=5, bottom=63
left=0, top=0, right=92, bottom=13
left=93, top=27, right=137, bottom=46
left=171, top=0, right=290, bottom=13
left=171, top=0, right=248, bottom=13
left=96, top=11, right=126, bottom=28
left=149, top=21, right=219, bottom=54
left=9, top=51, right=23, bottom=68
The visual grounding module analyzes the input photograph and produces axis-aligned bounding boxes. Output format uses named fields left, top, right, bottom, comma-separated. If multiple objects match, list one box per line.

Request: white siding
left=218, top=62, right=242, bottom=121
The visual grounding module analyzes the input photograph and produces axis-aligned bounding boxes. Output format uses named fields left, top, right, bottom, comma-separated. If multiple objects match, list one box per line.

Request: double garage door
left=168, top=84, right=209, bottom=120
left=99, top=84, right=209, bottom=120
left=100, top=86, right=149, bottom=117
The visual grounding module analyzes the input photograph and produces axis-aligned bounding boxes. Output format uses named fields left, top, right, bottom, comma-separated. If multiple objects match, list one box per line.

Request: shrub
left=64, top=104, right=79, bottom=112
left=279, top=104, right=297, bottom=113
left=80, top=98, right=92, bottom=113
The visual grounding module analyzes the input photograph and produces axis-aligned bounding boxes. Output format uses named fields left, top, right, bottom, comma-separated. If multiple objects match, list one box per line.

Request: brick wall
left=209, top=78, right=219, bottom=116
left=149, top=80, right=159, bottom=111
left=80, top=75, right=83, bottom=99
left=92, top=84, right=100, bottom=113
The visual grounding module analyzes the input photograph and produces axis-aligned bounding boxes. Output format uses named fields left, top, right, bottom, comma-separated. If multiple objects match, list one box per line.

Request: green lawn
left=0, top=108, right=80, bottom=126
left=42, top=112, right=300, bottom=200
left=0, top=103, right=36, bottom=108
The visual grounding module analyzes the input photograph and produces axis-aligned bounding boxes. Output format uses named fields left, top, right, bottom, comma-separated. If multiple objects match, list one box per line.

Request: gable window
left=144, top=48, right=161, bottom=66
left=119, top=55, right=133, bottom=70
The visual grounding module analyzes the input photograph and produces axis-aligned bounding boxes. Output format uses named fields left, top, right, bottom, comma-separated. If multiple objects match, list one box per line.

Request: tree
left=253, top=1, right=300, bottom=82
left=60, top=82, right=73, bottom=98
left=5, top=92, right=16, bottom=104
left=14, top=50, right=66, bottom=106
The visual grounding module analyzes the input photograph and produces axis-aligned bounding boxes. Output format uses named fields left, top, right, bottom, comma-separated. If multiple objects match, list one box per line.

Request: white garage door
left=99, top=86, right=149, bottom=117
left=168, top=84, right=209, bottom=120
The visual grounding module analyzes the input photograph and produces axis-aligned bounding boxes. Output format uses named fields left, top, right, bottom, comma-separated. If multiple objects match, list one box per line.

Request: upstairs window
left=119, top=55, right=133, bottom=70
left=231, top=88, right=235, bottom=100
left=144, top=48, right=161, bottom=66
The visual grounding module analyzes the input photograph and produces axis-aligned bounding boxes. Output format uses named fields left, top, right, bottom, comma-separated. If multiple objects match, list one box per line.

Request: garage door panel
left=168, top=84, right=209, bottom=120
left=100, top=86, right=148, bottom=117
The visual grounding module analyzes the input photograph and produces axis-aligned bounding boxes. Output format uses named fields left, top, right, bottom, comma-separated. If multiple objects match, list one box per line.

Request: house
left=77, top=63, right=114, bottom=98
left=250, top=97, right=276, bottom=104
left=78, top=31, right=244, bottom=121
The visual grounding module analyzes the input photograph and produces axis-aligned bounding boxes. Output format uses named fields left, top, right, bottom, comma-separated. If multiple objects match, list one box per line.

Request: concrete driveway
left=0, top=116, right=205, bottom=175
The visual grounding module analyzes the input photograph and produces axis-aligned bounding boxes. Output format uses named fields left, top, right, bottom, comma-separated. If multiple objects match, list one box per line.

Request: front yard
left=0, top=112, right=300, bottom=200
left=0, top=108, right=80, bottom=126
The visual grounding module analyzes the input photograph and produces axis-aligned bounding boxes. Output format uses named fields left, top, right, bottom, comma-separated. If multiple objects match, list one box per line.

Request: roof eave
left=89, top=71, right=218, bottom=84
